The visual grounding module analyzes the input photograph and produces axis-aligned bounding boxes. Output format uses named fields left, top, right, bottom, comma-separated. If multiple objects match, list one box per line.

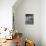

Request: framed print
left=25, top=14, right=34, bottom=24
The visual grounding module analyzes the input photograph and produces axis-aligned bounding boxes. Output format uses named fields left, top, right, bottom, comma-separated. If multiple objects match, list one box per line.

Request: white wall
left=13, top=0, right=41, bottom=46
left=0, top=0, right=16, bottom=30
left=41, top=0, right=46, bottom=46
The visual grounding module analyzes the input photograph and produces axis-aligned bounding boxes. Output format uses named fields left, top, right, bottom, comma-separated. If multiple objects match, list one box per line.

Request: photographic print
left=25, top=14, right=34, bottom=24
